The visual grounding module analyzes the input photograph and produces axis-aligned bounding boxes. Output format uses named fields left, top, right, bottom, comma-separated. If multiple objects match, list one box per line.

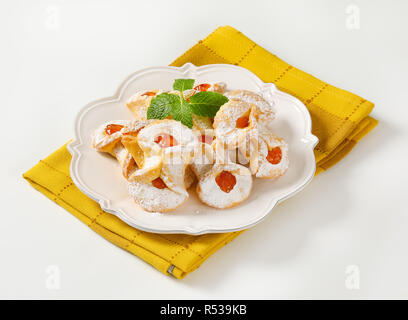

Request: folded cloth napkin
left=23, top=26, right=377, bottom=279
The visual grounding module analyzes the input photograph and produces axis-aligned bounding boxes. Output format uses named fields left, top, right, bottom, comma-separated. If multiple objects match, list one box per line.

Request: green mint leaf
left=147, top=93, right=179, bottom=120
left=170, top=99, right=193, bottom=128
left=147, top=80, right=227, bottom=129
left=173, top=79, right=195, bottom=93
left=188, top=92, right=229, bottom=117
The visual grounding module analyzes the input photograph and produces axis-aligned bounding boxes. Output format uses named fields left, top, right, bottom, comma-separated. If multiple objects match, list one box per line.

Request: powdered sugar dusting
left=91, top=83, right=290, bottom=214
left=128, top=180, right=188, bottom=213
left=213, top=100, right=253, bottom=149
left=92, top=120, right=148, bottom=150
left=256, top=135, right=289, bottom=179
left=197, top=163, right=252, bottom=209
left=225, top=90, right=275, bottom=131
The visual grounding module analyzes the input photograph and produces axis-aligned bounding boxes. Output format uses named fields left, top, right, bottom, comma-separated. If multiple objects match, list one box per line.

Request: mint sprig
left=146, top=93, right=177, bottom=120
left=173, top=79, right=195, bottom=92
left=188, top=91, right=229, bottom=117
left=170, top=99, right=193, bottom=129
left=146, top=79, right=228, bottom=128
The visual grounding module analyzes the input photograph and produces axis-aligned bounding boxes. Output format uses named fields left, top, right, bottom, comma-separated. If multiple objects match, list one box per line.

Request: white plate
left=68, top=63, right=318, bottom=235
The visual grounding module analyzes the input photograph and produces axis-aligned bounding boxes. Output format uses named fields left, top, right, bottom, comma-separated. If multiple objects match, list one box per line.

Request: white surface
left=1, top=0, right=407, bottom=299
left=69, top=63, right=317, bottom=234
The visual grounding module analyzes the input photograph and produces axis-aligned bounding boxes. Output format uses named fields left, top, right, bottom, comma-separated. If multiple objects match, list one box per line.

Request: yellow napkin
left=23, top=26, right=377, bottom=279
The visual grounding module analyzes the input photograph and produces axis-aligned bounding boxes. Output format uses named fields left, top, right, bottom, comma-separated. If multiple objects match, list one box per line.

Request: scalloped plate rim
left=67, top=63, right=318, bottom=235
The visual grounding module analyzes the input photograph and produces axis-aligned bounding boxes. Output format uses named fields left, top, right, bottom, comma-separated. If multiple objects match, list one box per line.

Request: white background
left=1, top=0, right=407, bottom=299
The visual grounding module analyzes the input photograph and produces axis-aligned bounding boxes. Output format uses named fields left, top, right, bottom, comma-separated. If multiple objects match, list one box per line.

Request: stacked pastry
left=92, top=82, right=289, bottom=212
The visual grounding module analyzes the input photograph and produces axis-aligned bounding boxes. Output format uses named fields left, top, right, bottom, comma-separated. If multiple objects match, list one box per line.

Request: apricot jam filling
left=215, top=171, right=237, bottom=193
left=105, top=124, right=124, bottom=135
left=266, top=147, right=282, bottom=165
left=198, top=135, right=214, bottom=145
left=152, top=177, right=167, bottom=189
left=235, top=115, right=249, bottom=129
left=194, top=83, right=211, bottom=92
left=141, top=91, right=156, bottom=96
left=154, top=134, right=178, bottom=148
